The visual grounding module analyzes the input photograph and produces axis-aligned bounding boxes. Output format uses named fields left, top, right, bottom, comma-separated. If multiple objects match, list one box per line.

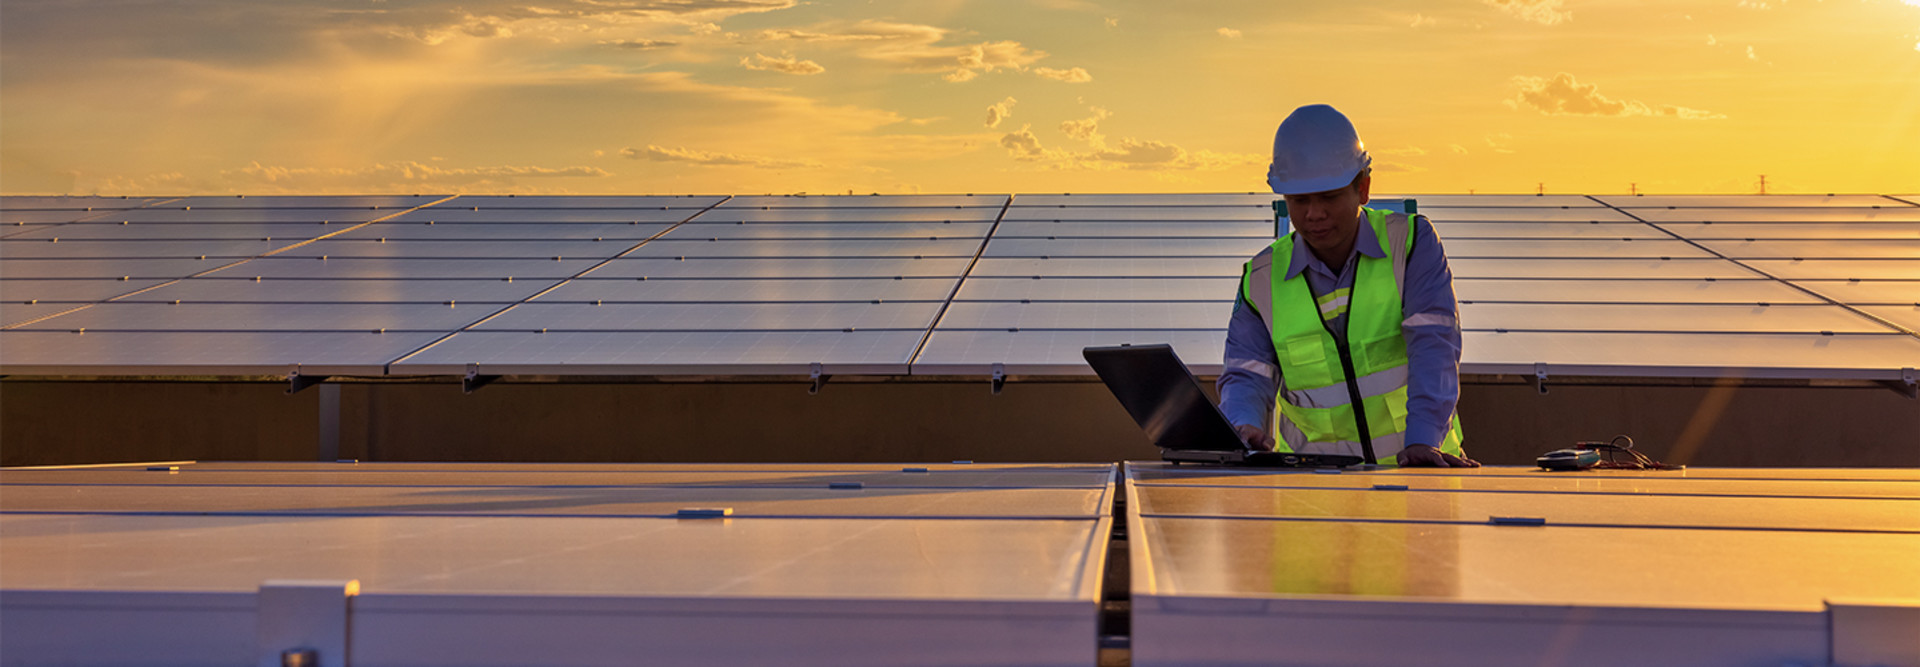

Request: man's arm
left=1219, top=282, right=1280, bottom=450
left=1397, top=215, right=1476, bottom=466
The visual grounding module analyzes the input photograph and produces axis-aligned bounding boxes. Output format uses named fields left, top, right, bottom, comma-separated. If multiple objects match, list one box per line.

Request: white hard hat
left=1266, top=104, right=1372, bottom=195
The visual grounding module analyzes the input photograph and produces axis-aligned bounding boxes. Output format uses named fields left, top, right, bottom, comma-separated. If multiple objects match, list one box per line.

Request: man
left=1218, top=104, right=1477, bottom=467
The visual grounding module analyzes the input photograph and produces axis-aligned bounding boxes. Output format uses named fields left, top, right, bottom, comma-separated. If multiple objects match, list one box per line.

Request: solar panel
left=1625, top=207, right=1920, bottom=223
left=1454, top=278, right=1820, bottom=304
left=590, top=257, right=970, bottom=279
left=473, top=302, right=944, bottom=332
left=0, top=330, right=442, bottom=375
left=278, top=239, right=626, bottom=259
left=1420, top=207, right=1638, bottom=222
left=724, top=194, right=1007, bottom=208
left=1595, top=194, right=1905, bottom=207
left=1001, top=206, right=1269, bottom=221
left=540, top=277, right=960, bottom=303
left=626, top=238, right=981, bottom=258
left=121, top=278, right=549, bottom=303
left=1443, top=239, right=1711, bottom=259
left=0, top=278, right=173, bottom=303
left=1656, top=222, right=1920, bottom=240
left=667, top=221, right=994, bottom=239
left=90, top=207, right=394, bottom=224
left=1, top=304, right=83, bottom=328
left=1, top=222, right=358, bottom=241
left=232, top=257, right=592, bottom=280
left=1430, top=222, right=1667, bottom=238
left=1, top=239, right=285, bottom=259
left=1459, top=303, right=1895, bottom=334
left=342, top=222, right=677, bottom=241
left=1449, top=258, right=1761, bottom=279
left=983, top=237, right=1267, bottom=258
left=995, top=221, right=1271, bottom=238
left=8, top=302, right=488, bottom=332
left=450, top=195, right=724, bottom=209
left=1011, top=193, right=1274, bottom=207
left=938, top=302, right=1230, bottom=330
left=914, top=329, right=1228, bottom=375
left=170, top=195, right=445, bottom=209
left=0, top=460, right=1111, bottom=667
left=0, top=258, right=232, bottom=280
left=970, top=257, right=1245, bottom=278
left=392, top=330, right=927, bottom=375
left=694, top=207, right=1003, bottom=222
left=1374, top=194, right=1604, bottom=207
left=1742, top=259, right=1920, bottom=280
left=1461, top=331, right=1919, bottom=378
left=1787, top=279, right=1920, bottom=305
left=382, top=208, right=694, bottom=224
left=955, top=277, right=1237, bottom=302
left=1699, top=239, right=1920, bottom=259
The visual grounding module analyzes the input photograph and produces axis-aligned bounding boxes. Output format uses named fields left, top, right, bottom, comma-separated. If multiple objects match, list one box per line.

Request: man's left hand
left=1397, top=444, right=1480, bottom=467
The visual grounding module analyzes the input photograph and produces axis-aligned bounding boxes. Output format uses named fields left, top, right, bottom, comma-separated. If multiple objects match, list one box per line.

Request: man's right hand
left=1234, top=424, right=1276, bottom=451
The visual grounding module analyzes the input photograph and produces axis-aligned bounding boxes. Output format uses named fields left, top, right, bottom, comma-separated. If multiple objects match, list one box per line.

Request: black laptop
left=1083, top=343, right=1363, bottom=468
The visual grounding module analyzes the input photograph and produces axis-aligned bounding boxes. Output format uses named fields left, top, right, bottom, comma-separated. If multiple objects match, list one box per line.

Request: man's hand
left=1396, top=443, right=1480, bottom=467
left=1234, top=424, right=1276, bottom=451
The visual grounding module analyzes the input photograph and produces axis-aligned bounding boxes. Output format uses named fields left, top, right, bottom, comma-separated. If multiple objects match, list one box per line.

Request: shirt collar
left=1285, top=210, right=1385, bottom=280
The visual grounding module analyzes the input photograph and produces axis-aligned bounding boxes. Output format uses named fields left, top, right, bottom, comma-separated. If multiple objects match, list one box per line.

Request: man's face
left=1283, top=175, right=1371, bottom=256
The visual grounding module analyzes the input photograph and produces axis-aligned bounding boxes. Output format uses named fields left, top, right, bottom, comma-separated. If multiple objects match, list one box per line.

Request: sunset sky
left=2, top=0, right=1917, bottom=196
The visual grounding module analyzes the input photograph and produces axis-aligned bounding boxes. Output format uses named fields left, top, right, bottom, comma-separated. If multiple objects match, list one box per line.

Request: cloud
left=1105, top=17, right=1119, bottom=28
left=1032, top=66, right=1093, bottom=83
left=998, top=124, right=1261, bottom=171
left=1409, top=13, right=1436, bottom=27
left=605, top=39, right=681, bottom=50
left=1373, top=146, right=1427, bottom=157
left=1485, top=0, right=1570, bottom=25
left=750, top=20, right=1061, bottom=82
left=76, top=160, right=612, bottom=194
left=624, top=145, right=824, bottom=168
left=1485, top=133, right=1516, bottom=154
left=1746, top=45, right=1761, bottom=61
left=1059, top=107, right=1112, bottom=145
left=1217, top=27, right=1243, bottom=38
left=1449, top=144, right=1471, bottom=155
left=1510, top=73, right=1726, bottom=120
left=1706, top=34, right=1718, bottom=46
left=986, top=97, right=1018, bottom=128
left=740, top=53, right=825, bottom=74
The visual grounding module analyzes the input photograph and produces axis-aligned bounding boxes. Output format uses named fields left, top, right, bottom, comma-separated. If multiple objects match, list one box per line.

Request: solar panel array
left=0, top=461, right=1115, bottom=665
left=3, top=193, right=1915, bottom=380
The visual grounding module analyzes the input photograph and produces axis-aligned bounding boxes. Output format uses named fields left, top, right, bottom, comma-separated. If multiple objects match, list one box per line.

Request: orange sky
left=2, top=0, right=1917, bottom=196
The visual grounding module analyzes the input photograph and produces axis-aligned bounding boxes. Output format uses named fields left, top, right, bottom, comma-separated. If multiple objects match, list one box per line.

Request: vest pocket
left=1359, top=334, right=1408, bottom=370
left=1283, top=333, right=1336, bottom=387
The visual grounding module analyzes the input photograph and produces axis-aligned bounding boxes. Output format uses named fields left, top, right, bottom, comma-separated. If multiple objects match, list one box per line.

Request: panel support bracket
left=286, top=367, right=329, bottom=395
left=1528, top=363, right=1549, bottom=395
left=1882, top=367, right=1917, bottom=400
left=256, top=579, right=358, bottom=667
left=808, top=362, right=830, bottom=395
left=991, top=363, right=1007, bottom=396
left=463, top=364, right=499, bottom=395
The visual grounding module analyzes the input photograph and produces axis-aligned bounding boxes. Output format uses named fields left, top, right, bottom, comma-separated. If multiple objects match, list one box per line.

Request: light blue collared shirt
left=1217, top=212, right=1463, bottom=449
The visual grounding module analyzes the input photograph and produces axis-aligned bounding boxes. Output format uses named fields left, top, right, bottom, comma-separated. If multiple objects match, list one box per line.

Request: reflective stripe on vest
left=1239, top=207, right=1465, bottom=463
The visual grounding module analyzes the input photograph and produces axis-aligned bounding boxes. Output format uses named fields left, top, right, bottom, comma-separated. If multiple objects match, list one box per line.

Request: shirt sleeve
left=1400, top=215, right=1464, bottom=448
left=1218, top=277, right=1280, bottom=431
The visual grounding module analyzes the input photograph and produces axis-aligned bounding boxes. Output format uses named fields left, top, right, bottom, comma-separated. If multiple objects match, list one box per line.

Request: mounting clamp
left=991, top=363, right=1007, bottom=396
left=1528, top=363, right=1549, bottom=395
left=286, top=367, right=329, bottom=395
left=1886, top=367, right=1918, bottom=400
left=808, top=362, right=830, bottom=395
left=463, top=363, right=499, bottom=394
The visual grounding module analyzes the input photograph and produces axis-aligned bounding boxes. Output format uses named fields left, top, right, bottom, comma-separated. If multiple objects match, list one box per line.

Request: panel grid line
left=907, top=195, right=1015, bottom=369
left=384, top=195, right=736, bottom=370
left=0, top=196, right=457, bottom=331
left=1586, top=195, right=1919, bottom=340
left=0, top=198, right=178, bottom=240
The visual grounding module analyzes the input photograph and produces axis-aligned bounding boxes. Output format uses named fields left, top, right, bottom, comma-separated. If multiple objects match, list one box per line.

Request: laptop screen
left=1082, top=343, right=1246, bottom=453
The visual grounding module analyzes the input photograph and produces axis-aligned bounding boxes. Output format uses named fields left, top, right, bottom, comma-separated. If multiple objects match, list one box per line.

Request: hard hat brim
left=1267, top=168, right=1362, bottom=196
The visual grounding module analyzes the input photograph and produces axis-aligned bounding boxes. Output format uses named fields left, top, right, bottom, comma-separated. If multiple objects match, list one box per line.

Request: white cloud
left=1746, top=45, right=1760, bottom=61
left=1449, top=144, right=1470, bottom=155
left=624, top=145, right=824, bottom=168
left=1509, top=72, right=1726, bottom=119
left=1409, top=14, right=1436, bottom=27
left=1485, top=0, right=1570, bottom=25
left=1217, top=27, right=1243, bottom=38
left=751, top=20, right=1061, bottom=83
left=78, top=160, right=612, bottom=194
left=1059, top=107, right=1112, bottom=145
left=986, top=97, right=1018, bottom=128
left=604, top=39, right=680, bottom=50
left=740, top=53, right=825, bottom=75
left=1105, top=17, right=1119, bottom=28
left=998, top=124, right=1261, bottom=171
left=1032, top=66, right=1093, bottom=83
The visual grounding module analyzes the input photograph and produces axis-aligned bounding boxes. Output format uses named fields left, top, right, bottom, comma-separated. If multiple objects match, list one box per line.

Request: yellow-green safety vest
left=1239, top=207, right=1465, bottom=463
